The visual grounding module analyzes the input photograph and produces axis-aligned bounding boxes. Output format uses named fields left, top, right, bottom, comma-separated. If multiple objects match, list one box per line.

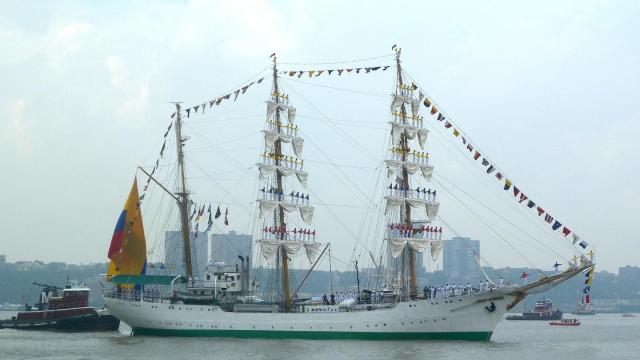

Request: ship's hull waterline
left=104, top=287, right=517, bottom=341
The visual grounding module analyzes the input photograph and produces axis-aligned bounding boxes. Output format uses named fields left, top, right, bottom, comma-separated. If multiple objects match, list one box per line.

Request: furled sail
left=258, top=164, right=308, bottom=188
left=107, top=178, right=147, bottom=280
left=258, top=240, right=322, bottom=264
left=385, top=160, right=433, bottom=182
left=385, top=238, right=432, bottom=258
left=263, top=130, right=304, bottom=157
left=384, top=195, right=439, bottom=219
left=258, top=199, right=314, bottom=225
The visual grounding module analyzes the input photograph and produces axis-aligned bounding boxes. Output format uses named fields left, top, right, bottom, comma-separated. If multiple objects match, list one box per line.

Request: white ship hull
left=104, top=287, right=518, bottom=340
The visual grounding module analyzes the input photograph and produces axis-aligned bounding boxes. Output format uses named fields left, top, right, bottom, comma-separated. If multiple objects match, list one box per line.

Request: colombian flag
left=107, top=178, right=147, bottom=278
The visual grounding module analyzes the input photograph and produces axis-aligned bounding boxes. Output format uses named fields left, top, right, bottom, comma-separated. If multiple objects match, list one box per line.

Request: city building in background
left=164, top=231, right=208, bottom=277
left=210, top=231, right=253, bottom=267
left=443, top=236, right=480, bottom=280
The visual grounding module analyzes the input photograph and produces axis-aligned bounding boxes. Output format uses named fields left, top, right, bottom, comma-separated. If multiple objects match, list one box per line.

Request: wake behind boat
left=102, top=47, right=594, bottom=341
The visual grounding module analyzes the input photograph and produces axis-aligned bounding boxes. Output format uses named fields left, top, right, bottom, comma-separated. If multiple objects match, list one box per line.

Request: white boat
left=103, top=47, right=593, bottom=340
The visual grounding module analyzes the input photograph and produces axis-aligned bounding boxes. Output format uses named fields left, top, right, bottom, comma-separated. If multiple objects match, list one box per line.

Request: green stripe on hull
left=132, top=327, right=492, bottom=341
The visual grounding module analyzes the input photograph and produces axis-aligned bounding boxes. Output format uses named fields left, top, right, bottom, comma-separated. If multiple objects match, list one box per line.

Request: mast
left=173, top=103, right=193, bottom=279
left=395, top=48, right=417, bottom=297
left=271, top=55, right=292, bottom=312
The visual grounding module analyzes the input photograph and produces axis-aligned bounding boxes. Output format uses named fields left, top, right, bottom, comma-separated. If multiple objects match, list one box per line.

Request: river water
left=0, top=312, right=638, bottom=360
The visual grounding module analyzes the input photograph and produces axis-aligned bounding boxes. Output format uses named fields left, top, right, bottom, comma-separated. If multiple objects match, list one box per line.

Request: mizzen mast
left=173, top=102, right=193, bottom=279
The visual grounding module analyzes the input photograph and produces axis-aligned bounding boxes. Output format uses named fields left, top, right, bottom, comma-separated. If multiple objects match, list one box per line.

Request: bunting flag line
left=279, top=65, right=390, bottom=79
left=139, top=120, right=174, bottom=202
left=412, top=77, right=589, bottom=250
left=182, top=77, right=266, bottom=119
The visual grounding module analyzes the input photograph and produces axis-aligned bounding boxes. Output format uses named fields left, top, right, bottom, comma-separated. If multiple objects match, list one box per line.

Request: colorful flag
left=536, top=207, right=545, bottom=216
left=572, top=233, right=580, bottom=245
left=453, top=129, right=460, bottom=137
left=107, top=178, right=147, bottom=279
left=513, top=186, right=520, bottom=197
left=579, top=240, right=589, bottom=249
left=474, top=151, right=481, bottom=160
left=224, top=207, right=229, bottom=225
left=215, top=206, right=222, bottom=219
left=487, top=165, right=495, bottom=174
left=445, top=121, right=452, bottom=129
left=423, top=98, right=432, bottom=108
left=482, top=158, right=490, bottom=166
left=206, top=213, right=213, bottom=232
left=495, top=172, right=504, bottom=180
left=526, top=200, right=536, bottom=208
left=519, top=193, right=528, bottom=203
left=431, top=106, right=438, bottom=115
left=504, top=179, right=512, bottom=190
left=545, top=214, right=554, bottom=224
left=437, top=113, right=444, bottom=121
left=562, top=227, right=571, bottom=236
left=552, top=220, right=562, bottom=230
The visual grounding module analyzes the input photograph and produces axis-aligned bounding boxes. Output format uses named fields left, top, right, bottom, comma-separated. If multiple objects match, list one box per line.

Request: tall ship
left=102, top=47, right=593, bottom=340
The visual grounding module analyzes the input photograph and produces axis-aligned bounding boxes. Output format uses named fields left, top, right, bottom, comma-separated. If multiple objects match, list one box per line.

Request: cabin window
left=206, top=275, right=210, bottom=280
left=230, top=276, right=234, bottom=281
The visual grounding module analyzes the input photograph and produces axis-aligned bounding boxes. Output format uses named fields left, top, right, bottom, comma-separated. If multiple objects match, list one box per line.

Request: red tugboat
left=0, top=281, right=119, bottom=331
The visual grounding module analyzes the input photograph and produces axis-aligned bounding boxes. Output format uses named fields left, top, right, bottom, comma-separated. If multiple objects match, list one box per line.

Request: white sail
left=257, top=199, right=314, bottom=225
left=385, top=160, right=433, bottom=182
left=385, top=237, right=433, bottom=258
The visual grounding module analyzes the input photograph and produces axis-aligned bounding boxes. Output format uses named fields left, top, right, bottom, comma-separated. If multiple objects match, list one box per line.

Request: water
left=1, top=312, right=638, bottom=360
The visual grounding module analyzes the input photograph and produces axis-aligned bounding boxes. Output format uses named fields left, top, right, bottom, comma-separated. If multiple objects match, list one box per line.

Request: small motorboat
left=622, top=313, right=635, bottom=318
left=549, top=318, right=581, bottom=326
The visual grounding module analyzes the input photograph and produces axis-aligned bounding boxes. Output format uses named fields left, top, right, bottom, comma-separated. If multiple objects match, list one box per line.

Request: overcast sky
left=1, top=1, right=638, bottom=273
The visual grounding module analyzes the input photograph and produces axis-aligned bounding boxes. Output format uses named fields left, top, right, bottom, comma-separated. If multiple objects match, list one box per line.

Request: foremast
left=257, top=55, right=319, bottom=312
left=173, top=103, right=193, bottom=279
left=385, top=46, right=442, bottom=298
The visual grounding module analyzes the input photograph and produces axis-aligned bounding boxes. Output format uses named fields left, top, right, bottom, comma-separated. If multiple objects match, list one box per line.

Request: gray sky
left=1, top=1, right=638, bottom=273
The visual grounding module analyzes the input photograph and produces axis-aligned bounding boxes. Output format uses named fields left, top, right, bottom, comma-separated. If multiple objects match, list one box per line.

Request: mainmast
left=384, top=46, right=440, bottom=299
left=394, top=48, right=417, bottom=297
left=257, top=54, right=318, bottom=312
left=173, top=103, right=193, bottom=279
left=271, top=55, right=292, bottom=312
